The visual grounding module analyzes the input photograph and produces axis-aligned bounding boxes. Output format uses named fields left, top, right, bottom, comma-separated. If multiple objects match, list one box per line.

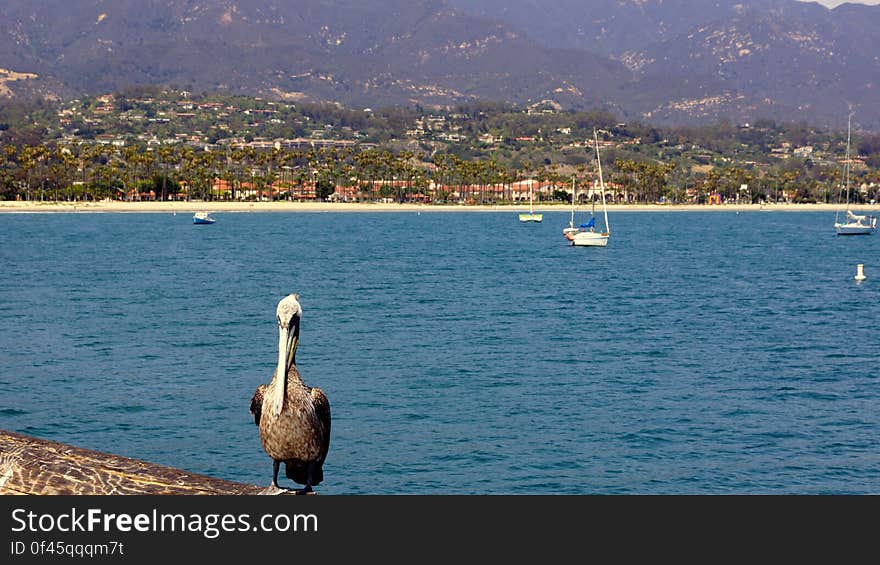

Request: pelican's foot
left=294, top=485, right=314, bottom=496
left=258, top=484, right=293, bottom=496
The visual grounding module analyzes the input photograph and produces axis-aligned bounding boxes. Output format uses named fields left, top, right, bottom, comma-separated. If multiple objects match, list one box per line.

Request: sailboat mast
left=594, top=130, right=610, bottom=234
left=570, top=176, right=576, bottom=227
left=845, top=112, right=852, bottom=209
left=529, top=180, right=534, bottom=214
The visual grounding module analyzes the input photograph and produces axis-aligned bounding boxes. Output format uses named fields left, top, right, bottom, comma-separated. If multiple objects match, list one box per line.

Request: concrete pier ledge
left=0, top=429, right=266, bottom=495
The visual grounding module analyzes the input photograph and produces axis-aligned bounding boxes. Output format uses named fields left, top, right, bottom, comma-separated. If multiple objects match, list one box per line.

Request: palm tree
left=51, top=145, right=77, bottom=201
left=0, top=145, right=18, bottom=199
left=431, top=154, right=452, bottom=202
left=119, top=145, right=141, bottom=200
left=229, top=147, right=252, bottom=201
left=18, top=145, right=42, bottom=201
left=354, top=149, right=379, bottom=202
left=201, top=149, right=220, bottom=201
left=178, top=146, right=197, bottom=201
left=155, top=145, right=176, bottom=201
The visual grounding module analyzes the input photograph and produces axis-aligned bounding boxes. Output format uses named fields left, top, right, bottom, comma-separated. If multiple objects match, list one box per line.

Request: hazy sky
left=805, top=0, right=880, bottom=6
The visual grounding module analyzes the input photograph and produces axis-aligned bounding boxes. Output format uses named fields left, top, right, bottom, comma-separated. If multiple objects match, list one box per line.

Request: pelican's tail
left=285, top=460, right=323, bottom=486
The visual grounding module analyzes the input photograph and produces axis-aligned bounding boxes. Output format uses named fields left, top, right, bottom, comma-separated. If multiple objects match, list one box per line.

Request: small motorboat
left=192, top=211, right=216, bottom=224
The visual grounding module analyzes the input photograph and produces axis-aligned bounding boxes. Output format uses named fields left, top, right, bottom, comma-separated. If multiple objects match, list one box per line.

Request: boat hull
left=566, top=231, right=609, bottom=247
left=835, top=215, right=876, bottom=235
left=519, top=213, right=543, bottom=222
left=835, top=223, right=875, bottom=235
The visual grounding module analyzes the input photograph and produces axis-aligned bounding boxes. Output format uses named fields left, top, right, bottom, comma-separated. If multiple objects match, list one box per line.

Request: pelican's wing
left=311, top=387, right=331, bottom=463
left=250, top=384, right=267, bottom=426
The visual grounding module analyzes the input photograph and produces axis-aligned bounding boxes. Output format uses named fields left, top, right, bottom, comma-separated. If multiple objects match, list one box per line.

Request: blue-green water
left=1, top=210, right=878, bottom=494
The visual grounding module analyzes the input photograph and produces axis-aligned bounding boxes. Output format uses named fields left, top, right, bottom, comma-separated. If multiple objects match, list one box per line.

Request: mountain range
left=1, top=0, right=878, bottom=130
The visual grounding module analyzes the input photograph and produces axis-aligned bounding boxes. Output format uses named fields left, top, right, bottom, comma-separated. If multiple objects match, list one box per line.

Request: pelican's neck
left=271, top=317, right=301, bottom=415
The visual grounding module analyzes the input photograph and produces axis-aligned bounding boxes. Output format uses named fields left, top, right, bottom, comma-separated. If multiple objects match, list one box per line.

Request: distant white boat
left=192, top=211, right=216, bottom=224
left=519, top=180, right=543, bottom=223
left=834, top=113, right=876, bottom=236
left=565, top=130, right=610, bottom=247
left=836, top=210, right=877, bottom=235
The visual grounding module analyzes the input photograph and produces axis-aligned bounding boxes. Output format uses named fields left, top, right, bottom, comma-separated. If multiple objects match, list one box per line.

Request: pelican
left=250, top=293, right=331, bottom=494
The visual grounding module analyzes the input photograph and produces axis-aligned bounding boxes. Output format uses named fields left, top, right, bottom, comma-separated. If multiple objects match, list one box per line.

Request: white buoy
left=855, top=263, right=866, bottom=282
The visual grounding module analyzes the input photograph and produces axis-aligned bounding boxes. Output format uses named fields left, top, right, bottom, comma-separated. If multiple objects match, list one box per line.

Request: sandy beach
left=0, top=200, right=877, bottom=214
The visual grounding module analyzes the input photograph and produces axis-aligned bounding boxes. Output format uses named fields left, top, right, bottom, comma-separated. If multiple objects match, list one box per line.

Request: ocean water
left=1, top=210, right=878, bottom=494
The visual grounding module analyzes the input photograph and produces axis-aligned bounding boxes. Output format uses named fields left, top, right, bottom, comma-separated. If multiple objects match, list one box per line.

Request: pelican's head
left=273, top=293, right=302, bottom=416
left=277, top=293, right=302, bottom=332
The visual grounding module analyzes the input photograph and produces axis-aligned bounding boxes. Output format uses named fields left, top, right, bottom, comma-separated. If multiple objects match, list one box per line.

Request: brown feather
left=250, top=384, right=266, bottom=426
left=310, top=387, right=331, bottom=465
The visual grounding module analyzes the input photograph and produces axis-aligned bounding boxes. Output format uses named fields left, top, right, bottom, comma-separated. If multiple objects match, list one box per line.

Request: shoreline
left=0, top=200, right=877, bottom=213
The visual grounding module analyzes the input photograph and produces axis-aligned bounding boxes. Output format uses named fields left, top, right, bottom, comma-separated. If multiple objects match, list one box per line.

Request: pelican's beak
left=273, top=325, right=290, bottom=416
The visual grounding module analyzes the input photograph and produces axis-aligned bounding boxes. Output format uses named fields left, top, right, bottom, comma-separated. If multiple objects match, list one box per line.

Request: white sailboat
left=834, top=113, right=877, bottom=236
left=518, top=180, right=543, bottom=222
left=565, top=131, right=610, bottom=247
